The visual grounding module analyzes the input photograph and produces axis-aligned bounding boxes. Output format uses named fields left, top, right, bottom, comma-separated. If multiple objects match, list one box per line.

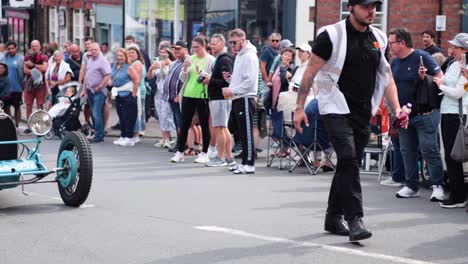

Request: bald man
left=23, top=40, right=49, bottom=134
left=66, top=44, right=82, bottom=82
left=81, top=42, right=111, bottom=143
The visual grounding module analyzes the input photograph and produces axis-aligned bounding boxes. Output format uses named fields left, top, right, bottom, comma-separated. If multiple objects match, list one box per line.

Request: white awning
left=126, top=15, right=145, bottom=32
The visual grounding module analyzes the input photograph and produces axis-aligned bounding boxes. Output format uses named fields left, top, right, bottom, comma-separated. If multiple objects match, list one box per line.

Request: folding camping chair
left=360, top=108, right=392, bottom=181
left=287, top=99, right=335, bottom=175
left=266, top=110, right=291, bottom=170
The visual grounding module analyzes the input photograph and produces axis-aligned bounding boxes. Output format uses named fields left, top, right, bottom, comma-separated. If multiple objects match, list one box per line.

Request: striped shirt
left=162, top=60, right=184, bottom=102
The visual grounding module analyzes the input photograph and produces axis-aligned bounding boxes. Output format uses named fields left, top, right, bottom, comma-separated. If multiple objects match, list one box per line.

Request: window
left=49, top=7, right=58, bottom=43
left=340, top=0, right=387, bottom=32
left=73, top=9, right=85, bottom=49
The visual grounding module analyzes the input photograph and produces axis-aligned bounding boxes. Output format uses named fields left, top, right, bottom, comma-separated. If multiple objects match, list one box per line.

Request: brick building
left=313, top=0, right=466, bottom=52
left=3, top=0, right=122, bottom=53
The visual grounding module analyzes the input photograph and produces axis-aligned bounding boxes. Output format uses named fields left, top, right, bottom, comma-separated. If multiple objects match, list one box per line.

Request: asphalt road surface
left=0, top=137, right=467, bottom=264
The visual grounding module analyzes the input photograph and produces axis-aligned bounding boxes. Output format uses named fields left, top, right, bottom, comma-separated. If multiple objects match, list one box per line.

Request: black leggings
left=176, top=97, right=211, bottom=153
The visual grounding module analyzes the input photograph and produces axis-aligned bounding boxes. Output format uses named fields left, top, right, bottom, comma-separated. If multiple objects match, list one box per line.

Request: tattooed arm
left=294, top=52, right=326, bottom=133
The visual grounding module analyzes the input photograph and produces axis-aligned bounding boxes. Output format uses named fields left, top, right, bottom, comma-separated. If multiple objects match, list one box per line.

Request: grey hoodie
left=229, top=41, right=259, bottom=99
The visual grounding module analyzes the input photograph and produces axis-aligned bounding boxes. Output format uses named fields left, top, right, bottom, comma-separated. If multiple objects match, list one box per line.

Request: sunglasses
left=271, top=39, right=280, bottom=42
left=229, top=40, right=238, bottom=46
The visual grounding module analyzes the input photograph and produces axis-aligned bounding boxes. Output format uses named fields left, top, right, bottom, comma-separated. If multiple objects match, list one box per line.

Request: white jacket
left=45, top=61, right=73, bottom=90
left=229, top=41, right=259, bottom=99
left=315, top=20, right=390, bottom=116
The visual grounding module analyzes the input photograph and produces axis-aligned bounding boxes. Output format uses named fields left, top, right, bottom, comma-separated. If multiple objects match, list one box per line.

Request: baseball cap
left=172, top=40, right=188, bottom=49
left=279, top=39, right=294, bottom=50
left=348, top=0, right=383, bottom=6
left=296, top=43, right=312, bottom=53
left=448, top=33, right=468, bottom=50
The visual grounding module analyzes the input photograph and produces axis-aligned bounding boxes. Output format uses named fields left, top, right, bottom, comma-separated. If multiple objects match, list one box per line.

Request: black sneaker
left=440, top=199, right=467, bottom=209
left=232, top=143, right=242, bottom=153
left=168, top=146, right=178, bottom=153
left=89, top=138, right=104, bottom=143
left=23, top=128, right=32, bottom=134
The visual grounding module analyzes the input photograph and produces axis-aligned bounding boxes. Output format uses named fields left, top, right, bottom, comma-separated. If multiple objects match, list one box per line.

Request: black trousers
left=321, top=114, right=370, bottom=221
left=232, top=97, right=256, bottom=166
left=115, top=95, right=137, bottom=138
left=441, top=114, right=466, bottom=202
left=177, top=97, right=211, bottom=153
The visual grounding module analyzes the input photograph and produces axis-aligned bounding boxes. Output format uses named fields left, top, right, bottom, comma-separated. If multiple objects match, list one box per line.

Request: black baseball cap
left=172, top=40, right=188, bottom=49
left=348, top=0, right=382, bottom=6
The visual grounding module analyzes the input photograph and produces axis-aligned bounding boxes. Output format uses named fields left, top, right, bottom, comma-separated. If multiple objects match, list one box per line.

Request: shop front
left=125, top=0, right=291, bottom=58
left=4, top=7, right=33, bottom=54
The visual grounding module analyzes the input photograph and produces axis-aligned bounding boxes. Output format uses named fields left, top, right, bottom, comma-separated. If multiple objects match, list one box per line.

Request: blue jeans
left=88, top=92, right=106, bottom=141
left=169, top=101, right=182, bottom=129
left=391, top=137, right=405, bottom=183
left=398, top=112, right=443, bottom=191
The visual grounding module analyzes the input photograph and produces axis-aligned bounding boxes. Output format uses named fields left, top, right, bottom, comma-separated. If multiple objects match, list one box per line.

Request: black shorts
left=3, top=92, right=23, bottom=108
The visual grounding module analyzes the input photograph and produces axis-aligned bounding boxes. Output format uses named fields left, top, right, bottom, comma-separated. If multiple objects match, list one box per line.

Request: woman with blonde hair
left=127, top=45, right=147, bottom=143
left=45, top=50, right=72, bottom=109
left=109, top=48, right=139, bottom=146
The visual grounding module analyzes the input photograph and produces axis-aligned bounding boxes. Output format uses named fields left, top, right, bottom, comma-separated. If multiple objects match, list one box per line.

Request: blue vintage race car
left=0, top=101, right=92, bottom=207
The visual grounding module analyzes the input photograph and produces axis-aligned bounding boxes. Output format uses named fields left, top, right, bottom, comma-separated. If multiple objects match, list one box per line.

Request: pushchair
left=44, top=81, right=92, bottom=140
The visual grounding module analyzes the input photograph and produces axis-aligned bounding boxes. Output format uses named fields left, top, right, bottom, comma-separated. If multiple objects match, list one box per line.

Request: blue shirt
left=3, top=54, right=24, bottom=93
left=111, top=63, right=131, bottom=96
left=391, top=49, right=441, bottom=107
left=259, top=45, right=279, bottom=73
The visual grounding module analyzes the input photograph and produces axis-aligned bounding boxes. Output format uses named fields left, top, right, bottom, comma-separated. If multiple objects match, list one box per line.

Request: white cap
left=296, top=43, right=312, bottom=53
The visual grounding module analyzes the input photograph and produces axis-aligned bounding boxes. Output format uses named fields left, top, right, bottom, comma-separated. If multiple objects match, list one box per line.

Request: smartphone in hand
left=419, top=56, right=424, bottom=67
left=461, top=54, right=466, bottom=69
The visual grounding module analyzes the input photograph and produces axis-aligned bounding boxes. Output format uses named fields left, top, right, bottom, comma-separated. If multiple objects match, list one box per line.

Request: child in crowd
left=48, top=86, right=77, bottom=118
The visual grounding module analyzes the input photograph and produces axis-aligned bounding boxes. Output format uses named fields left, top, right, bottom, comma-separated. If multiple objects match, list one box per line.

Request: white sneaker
left=154, top=140, right=164, bottom=148
left=396, top=186, right=419, bottom=198
left=139, top=131, right=145, bottom=136
left=380, top=178, right=404, bottom=187
left=163, top=141, right=173, bottom=149
left=119, top=137, right=135, bottom=147
left=430, top=185, right=445, bottom=202
left=171, top=151, right=185, bottom=163
left=194, top=152, right=209, bottom=163
left=113, top=137, right=125, bottom=145
left=132, top=136, right=141, bottom=144
left=207, top=146, right=218, bottom=159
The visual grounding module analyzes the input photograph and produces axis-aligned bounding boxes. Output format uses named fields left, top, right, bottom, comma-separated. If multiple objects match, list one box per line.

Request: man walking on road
left=222, top=29, right=259, bottom=174
left=293, top=0, right=403, bottom=242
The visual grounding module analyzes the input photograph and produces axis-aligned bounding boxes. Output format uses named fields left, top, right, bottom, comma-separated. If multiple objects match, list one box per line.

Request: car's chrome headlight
left=28, top=110, right=52, bottom=136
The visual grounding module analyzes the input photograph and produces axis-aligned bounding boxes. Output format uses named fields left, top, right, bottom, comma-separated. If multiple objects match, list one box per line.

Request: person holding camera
left=171, top=36, right=215, bottom=163
left=147, top=47, right=176, bottom=148
left=433, top=33, right=468, bottom=209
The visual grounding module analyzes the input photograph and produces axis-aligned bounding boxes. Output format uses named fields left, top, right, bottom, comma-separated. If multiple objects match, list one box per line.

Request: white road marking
left=194, top=226, right=437, bottom=264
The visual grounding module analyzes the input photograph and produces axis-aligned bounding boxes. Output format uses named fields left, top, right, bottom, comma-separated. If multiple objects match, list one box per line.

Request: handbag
left=450, top=97, right=468, bottom=162
left=414, top=75, right=440, bottom=114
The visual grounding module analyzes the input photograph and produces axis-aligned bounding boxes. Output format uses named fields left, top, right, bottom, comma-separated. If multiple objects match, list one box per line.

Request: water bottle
left=392, top=103, right=412, bottom=129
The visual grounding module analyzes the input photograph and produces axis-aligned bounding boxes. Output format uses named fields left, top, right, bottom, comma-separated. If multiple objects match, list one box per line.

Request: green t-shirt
left=183, top=55, right=207, bottom=99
